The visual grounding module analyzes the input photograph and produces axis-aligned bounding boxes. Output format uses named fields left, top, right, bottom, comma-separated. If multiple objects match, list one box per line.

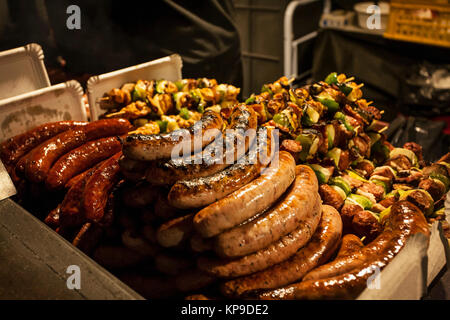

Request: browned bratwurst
left=46, top=136, right=123, bottom=190
left=194, top=151, right=296, bottom=238
left=259, top=201, right=430, bottom=300
left=214, top=164, right=320, bottom=258
left=197, top=201, right=322, bottom=278
left=82, top=152, right=122, bottom=223
left=20, top=119, right=131, bottom=183
left=220, top=205, right=342, bottom=298
left=168, top=127, right=276, bottom=209
left=0, top=120, right=87, bottom=166
left=145, top=105, right=257, bottom=186
left=123, top=110, right=224, bottom=161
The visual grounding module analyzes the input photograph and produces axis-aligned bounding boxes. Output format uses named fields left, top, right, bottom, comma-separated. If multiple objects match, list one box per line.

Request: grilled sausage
left=156, top=213, right=194, bottom=248
left=82, top=152, right=122, bottom=223
left=197, top=202, right=322, bottom=278
left=145, top=105, right=257, bottom=185
left=20, top=119, right=131, bottom=183
left=259, top=201, right=430, bottom=300
left=302, top=234, right=364, bottom=281
left=64, top=159, right=107, bottom=190
left=193, top=151, right=296, bottom=238
left=0, top=121, right=87, bottom=166
left=46, top=136, right=123, bottom=190
left=123, top=110, right=224, bottom=161
left=168, top=127, right=276, bottom=209
left=59, top=162, right=100, bottom=227
left=220, top=205, right=342, bottom=298
left=214, top=164, right=320, bottom=258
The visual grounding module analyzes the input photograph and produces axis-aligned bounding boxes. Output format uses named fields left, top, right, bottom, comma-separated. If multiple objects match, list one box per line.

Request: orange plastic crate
left=384, top=0, right=450, bottom=48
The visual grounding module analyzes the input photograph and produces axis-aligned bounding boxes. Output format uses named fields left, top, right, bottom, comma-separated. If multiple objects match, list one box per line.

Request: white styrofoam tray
left=0, top=80, right=87, bottom=143
left=0, top=43, right=51, bottom=101
left=87, top=54, right=183, bottom=121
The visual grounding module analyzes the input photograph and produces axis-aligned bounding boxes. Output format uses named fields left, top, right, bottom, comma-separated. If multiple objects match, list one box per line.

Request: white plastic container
left=87, top=54, right=183, bottom=121
left=0, top=43, right=51, bottom=101
left=0, top=80, right=87, bottom=142
left=354, top=2, right=390, bottom=31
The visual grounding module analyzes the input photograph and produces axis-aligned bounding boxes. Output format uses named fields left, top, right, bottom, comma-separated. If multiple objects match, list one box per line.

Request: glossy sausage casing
left=168, top=127, right=276, bottom=209
left=193, top=151, right=296, bottom=238
left=220, top=205, right=342, bottom=298
left=259, top=201, right=429, bottom=300
left=0, top=121, right=87, bottom=166
left=145, top=105, right=257, bottom=185
left=123, top=110, right=224, bottom=161
left=213, top=164, right=320, bottom=258
left=197, top=200, right=322, bottom=279
left=46, top=136, right=123, bottom=190
left=21, top=119, right=131, bottom=183
left=82, top=152, right=122, bottom=223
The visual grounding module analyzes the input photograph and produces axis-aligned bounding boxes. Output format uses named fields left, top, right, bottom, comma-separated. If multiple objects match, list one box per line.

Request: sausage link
left=59, top=161, right=100, bottom=228
left=46, top=136, right=123, bottom=190
left=198, top=201, right=322, bottom=278
left=82, top=152, right=122, bottom=222
left=214, top=164, right=320, bottom=258
left=302, top=234, right=365, bottom=281
left=259, top=201, right=430, bottom=300
left=220, top=205, right=342, bottom=298
left=146, top=105, right=257, bottom=185
left=0, top=121, right=87, bottom=166
left=123, top=110, right=224, bottom=161
left=21, top=119, right=131, bottom=183
left=168, top=127, right=276, bottom=209
left=194, top=151, right=296, bottom=238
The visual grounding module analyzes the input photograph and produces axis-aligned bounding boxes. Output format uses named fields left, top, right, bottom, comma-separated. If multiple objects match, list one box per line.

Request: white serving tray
left=0, top=80, right=87, bottom=143
left=87, top=54, right=183, bottom=121
left=0, top=43, right=51, bottom=101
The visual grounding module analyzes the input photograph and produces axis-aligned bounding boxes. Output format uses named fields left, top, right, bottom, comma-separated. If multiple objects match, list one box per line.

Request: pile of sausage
left=95, top=103, right=343, bottom=298
left=0, top=72, right=446, bottom=300
left=0, top=118, right=132, bottom=250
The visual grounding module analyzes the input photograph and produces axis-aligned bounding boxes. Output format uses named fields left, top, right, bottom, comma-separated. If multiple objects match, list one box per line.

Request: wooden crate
left=384, top=0, right=450, bottom=48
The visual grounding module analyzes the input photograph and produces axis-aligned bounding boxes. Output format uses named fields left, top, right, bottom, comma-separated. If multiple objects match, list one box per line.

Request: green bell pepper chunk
left=326, top=147, right=341, bottom=168
left=245, top=96, right=256, bottom=105
left=324, top=72, right=338, bottom=85
left=302, top=106, right=320, bottom=127
left=329, top=177, right=352, bottom=195
left=273, top=113, right=290, bottom=128
left=347, top=193, right=373, bottom=210
left=337, top=83, right=353, bottom=96
left=325, top=124, right=335, bottom=149
left=156, top=120, right=168, bottom=133
left=334, top=112, right=354, bottom=132
left=296, top=133, right=316, bottom=162
left=179, top=108, right=191, bottom=120
left=174, top=80, right=184, bottom=91
left=308, top=164, right=333, bottom=184
left=316, top=97, right=339, bottom=113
